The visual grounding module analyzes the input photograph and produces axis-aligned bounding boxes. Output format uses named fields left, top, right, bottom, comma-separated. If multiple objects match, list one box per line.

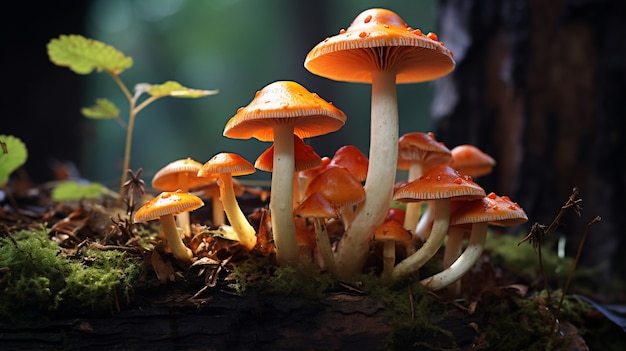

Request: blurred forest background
left=4, top=0, right=625, bottom=294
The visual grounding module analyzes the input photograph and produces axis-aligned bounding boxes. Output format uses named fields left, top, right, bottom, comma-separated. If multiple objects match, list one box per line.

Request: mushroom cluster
left=133, top=8, right=527, bottom=293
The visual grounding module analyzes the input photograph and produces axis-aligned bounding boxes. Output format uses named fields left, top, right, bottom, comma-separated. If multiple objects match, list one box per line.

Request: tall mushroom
left=197, top=152, right=257, bottom=251
left=152, top=157, right=213, bottom=237
left=305, top=8, right=455, bottom=278
left=134, top=190, right=204, bottom=263
left=223, top=81, right=346, bottom=265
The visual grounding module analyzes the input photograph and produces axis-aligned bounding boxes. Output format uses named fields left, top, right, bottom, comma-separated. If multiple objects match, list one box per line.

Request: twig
left=552, top=215, right=601, bottom=333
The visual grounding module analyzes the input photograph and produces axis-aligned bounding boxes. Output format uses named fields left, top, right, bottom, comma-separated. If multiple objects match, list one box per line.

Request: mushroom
left=449, top=144, right=496, bottom=178
left=328, top=145, right=369, bottom=184
left=374, top=219, right=413, bottom=280
left=304, top=166, right=366, bottom=229
left=392, top=164, right=485, bottom=281
left=223, top=81, right=346, bottom=264
left=420, top=192, right=528, bottom=292
left=197, top=152, right=257, bottom=251
left=305, top=8, right=455, bottom=278
left=134, top=190, right=204, bottom=262
left=294, top=192, right=340, bottom=275
left=152, top=157, right=213, bottom=237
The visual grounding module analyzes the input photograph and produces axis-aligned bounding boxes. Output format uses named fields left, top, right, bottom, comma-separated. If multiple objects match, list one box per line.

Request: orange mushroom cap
left=450, top=192, right=528, bottom=227
left=152, top=157, right=213, bottom=192
left=449, top=144, right=496, bottom=178
left=198, top=152, right=256, bottom=177
left=304, top=8, right=455, bottom=84
left=223, top=81, right=347, bottom=142
left=328, top=145, right=369, bottom=182
left=254, top=134, right=322, bottom=172
left=294, top=192, right=340, bottom=219
left=397, top=132, right=452, bottom=171
left=305, top=166, right=366, bottom=207
left=393, top=164, right=486, bottom=202
left=374, top=220, right=412, bottom=244
left=134, top=190, right=204, bottom=223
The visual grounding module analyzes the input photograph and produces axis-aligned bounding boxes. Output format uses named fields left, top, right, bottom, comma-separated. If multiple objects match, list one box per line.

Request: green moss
left=0, top=227, right=141, bottom=322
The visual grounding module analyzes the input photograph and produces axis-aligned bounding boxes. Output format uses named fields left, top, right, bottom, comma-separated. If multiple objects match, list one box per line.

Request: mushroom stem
left=159, top=213, right=193, bottom=262
left=270, top=123, right=299, bottom=264
left=419, top=222, right=487, bottom=291
left=414, top=201, right=434, bottom=241
left=218, top=174, right=257, bottom=250
left=312, top=217, right=338, bottom=277
left=335, top=71, right=398, bottom=279
left=212, top=196, right=225, bottom=226
left=403, top=163, right=425, bottom=232
left=381, top=240, right=396, bottom=280
left=392, top=199, right=451, bottom=280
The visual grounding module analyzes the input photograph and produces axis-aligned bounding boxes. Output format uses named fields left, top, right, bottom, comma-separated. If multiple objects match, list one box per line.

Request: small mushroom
left=449, top=144, right=496, bottom=178
left=374, top=220, right=413, bottom=279
left=134, top=190, right=204, bottom=262
left=152, top=157, right=214, bottom=237
left=198, top=152, right=257, bottom=251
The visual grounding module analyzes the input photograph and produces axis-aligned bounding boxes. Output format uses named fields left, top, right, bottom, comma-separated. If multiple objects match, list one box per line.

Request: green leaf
left=145, top=81, right=219, bottom=98
left=47, top=34, right=133, bottom=75
left=81, top=98, right=120, bottom=119
left=51, top=181, right=104, bottom=201
left=0, top=135, right=28, bottom=186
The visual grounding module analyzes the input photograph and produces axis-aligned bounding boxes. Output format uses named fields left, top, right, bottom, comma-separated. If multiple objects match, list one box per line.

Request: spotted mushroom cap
left=393, top=164, right=486, bottom=202
left=223, top=81, right=347, bottom=142
left=198, top=152, right=256, bottom=177
left=450, top=192, right=528, bottom=227
left=305, top=8, right=455, bottom=84
left=449, top=144, right=496, bottom=178
left=134, top=190, right=204, bottom=223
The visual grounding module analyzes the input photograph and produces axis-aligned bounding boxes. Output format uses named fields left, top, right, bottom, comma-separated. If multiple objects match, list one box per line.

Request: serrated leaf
left=145, top=81, right=219, bottom=98
left=0, top=135, right=28, bottom=186
left=51, top=181, right=104, bottom=201
left=81, top=98, right=120, bottom=119
left=47, top=34, right=133, bottom=75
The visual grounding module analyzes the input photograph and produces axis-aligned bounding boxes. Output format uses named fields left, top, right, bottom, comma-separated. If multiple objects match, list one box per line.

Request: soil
left=0, top=182, right=624, bottom=350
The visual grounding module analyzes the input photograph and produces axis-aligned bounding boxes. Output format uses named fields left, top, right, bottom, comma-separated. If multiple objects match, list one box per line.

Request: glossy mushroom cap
left=152, top=157, right=212, bottom=191
left=328, top=145, right=369, bottom=183
left=304, top=8, right=455, bottom=84
left=374, top=220, right=412, bottom=244
left=134, top=190, right=204, bottom=223
left=294, top=192, right=340, bottom=220
left=450, top=192, right=528, bottom=227
left=393, top=164, right=486, bottom=202
left=255, top=135, right=322, bottom=172
left=305, top=166, right=366, bottom=207
left=198, top=152, right=256, bottom=177
left=223, top=81, right=347, bottom=142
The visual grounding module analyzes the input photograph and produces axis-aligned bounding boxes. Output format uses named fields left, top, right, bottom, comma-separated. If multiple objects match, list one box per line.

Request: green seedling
left=0, top=134, right=28, bottom=208
left=47, top=34, right=218, bottom=200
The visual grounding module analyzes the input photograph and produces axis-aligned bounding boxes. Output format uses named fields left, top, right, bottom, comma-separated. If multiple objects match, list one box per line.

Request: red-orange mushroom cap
left=328, top=145, right=369, bottom=183
left=223, top=81, right=347, bottom=142
left=393, top=164, right=486, bottom=202
left=397, top=132, right=452, bottom=176
left=255, top=134, right=322, bottom=173
left=304, top=8, right=455, bottom=84
left=450, top=192, right=528, bottom=227
left=449, top=144, right=496, bottom=178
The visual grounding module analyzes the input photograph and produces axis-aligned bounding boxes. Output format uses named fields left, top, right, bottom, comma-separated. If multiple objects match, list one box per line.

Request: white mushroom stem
left=218, top=174, right=257, bottom=250
left=312, top=217, right=338, bottom=277
left=212, top=197, right=225, bottom=226
left=414, top=201, right=434, bottom=242
left=403, top=162, right=426, bottom=232
left=392, top=199, right=451, bottom=280
left=270, top=123, right=299, bottom=264
left=175, top=174, right=192, bottom=237
left=159, top=214, right=193, bottom=262
left=419, top=222, right=487, bottom=291
left=335, top=71, right=398, bottom=279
